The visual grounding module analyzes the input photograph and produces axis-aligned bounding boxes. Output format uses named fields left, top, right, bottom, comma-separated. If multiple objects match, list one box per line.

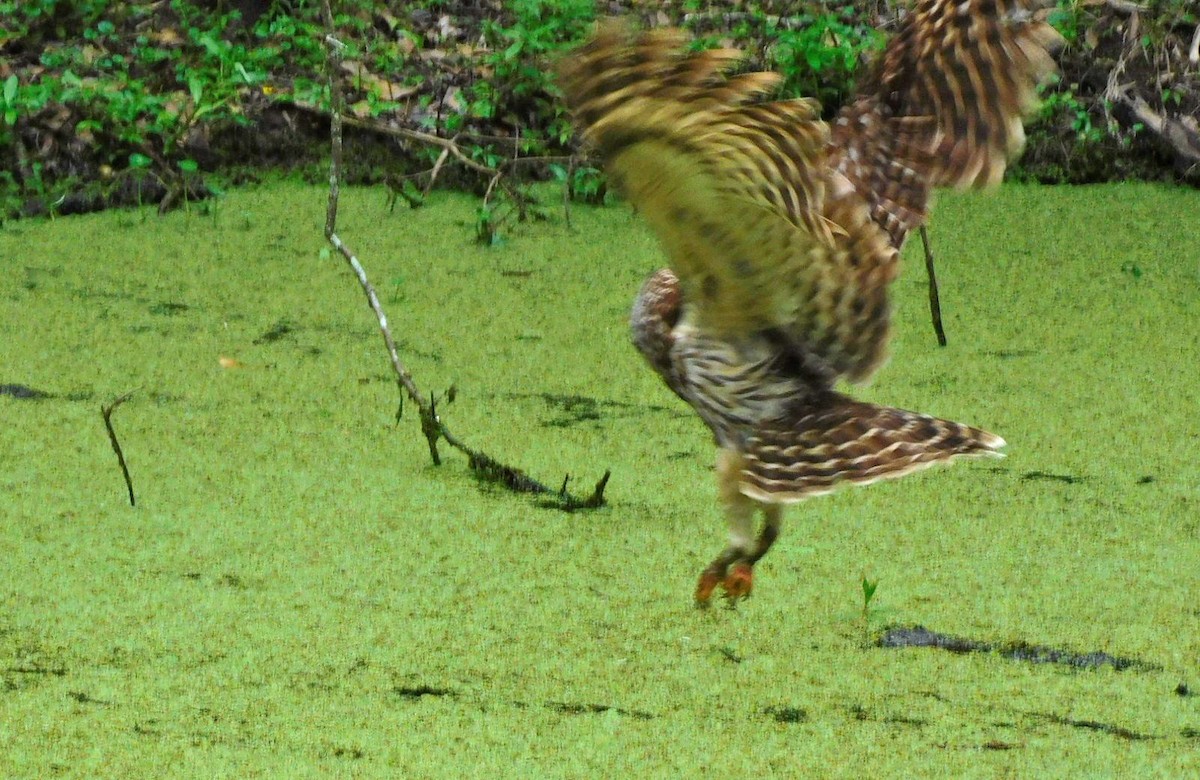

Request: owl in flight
left=558, top=1, right=1061, bottom=605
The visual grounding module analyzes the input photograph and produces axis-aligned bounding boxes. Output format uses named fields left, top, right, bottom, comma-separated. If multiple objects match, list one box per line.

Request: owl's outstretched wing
left=560, top=3, right=1060, bottom=385
left=558, top=22, right=888, bottom=382
left=831, top=0, right=1063, bottom=248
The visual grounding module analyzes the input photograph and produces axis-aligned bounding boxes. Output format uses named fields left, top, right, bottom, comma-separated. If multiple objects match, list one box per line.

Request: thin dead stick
left=320, top=1, right=608, bottom=509
left=423, top=146, right=451, bottom=197
left=1107, top=82, right=1200, bottom=167
left=919, top=226, right=947, bottom=347
left=284, top=96, right=578, bottom=216
left=101, top=391, right=136, bottom=507
left=562, top=155, right=575, bottom=229
left=1104, top=0, right=1146, bottom=13
left=328, top=111, right=574, bottom=181
left=322, top=26, right=441, bottom=465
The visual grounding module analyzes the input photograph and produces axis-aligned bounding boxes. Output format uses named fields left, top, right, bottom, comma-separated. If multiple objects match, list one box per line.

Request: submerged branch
left=101, top=391, right=136, bottom=507
left=322, top=19, right=441, bottom=464
left=320, top=2, right=608, bottom=510
left=919, top=226, right=947, bottom=347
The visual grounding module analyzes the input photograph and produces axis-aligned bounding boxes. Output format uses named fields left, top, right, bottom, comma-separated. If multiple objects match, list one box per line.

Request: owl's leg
left=695, top=450, right=783, bottom=606
left=719, top=504, right=782, bottom=602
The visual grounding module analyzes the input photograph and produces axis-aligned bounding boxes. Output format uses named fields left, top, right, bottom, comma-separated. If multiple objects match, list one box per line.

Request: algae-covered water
left=1, top=181, right=1198, bottom=776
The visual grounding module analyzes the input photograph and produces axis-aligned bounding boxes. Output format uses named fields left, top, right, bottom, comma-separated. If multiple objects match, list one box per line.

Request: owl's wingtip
left=979, top=431, right=1007, bottom=452
left=740, top=396, right=1010, bottom=502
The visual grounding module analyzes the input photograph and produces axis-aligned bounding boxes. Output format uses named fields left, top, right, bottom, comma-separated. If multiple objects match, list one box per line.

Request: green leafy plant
left=550, top=162, right=605, bottom=205
left=767, top=11, right=885, bottom=109
left=860, top=575, right=880, bottom=648
left=475, top=203, right=502, bottom=246
left=448, top=0, right=596, bottom=172
left=1038, top=77, right=1105, bottom=144
left=0, top=0, right=109, bottom=47
left=1047, top=0, right=1088, bottom=44
left=1, top=74, right=19, bottom=134
left=474, top=185, right=544, bottom=246
left=127, top=151, right=155, bottom=213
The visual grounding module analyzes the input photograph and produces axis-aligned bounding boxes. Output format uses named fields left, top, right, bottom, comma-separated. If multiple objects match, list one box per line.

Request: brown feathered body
left=559, top=1, right=1061, bottom=602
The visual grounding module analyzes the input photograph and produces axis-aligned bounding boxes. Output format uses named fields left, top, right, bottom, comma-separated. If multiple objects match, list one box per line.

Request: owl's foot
left=695, top=558, right=755, bottom=607
left=723, top=562, right=754, bottom=600
left=695, top=568, right=723, bottom=605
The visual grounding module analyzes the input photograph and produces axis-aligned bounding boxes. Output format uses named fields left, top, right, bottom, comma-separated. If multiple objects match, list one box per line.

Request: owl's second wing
left=558, top=22, right=897, bottom=380
left=831, top=0, right=1063, bottom=248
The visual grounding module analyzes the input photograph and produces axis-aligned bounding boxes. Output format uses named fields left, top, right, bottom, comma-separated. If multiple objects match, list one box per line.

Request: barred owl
left=558, top=1, right=1061, bottom=605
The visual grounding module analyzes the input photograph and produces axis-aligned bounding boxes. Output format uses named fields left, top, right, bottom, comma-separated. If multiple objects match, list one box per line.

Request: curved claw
left=722, top=562, right=754, bottom=602
left=695, top=568, right=724, bottom=607
left=696, top=561, right=757, bottom=607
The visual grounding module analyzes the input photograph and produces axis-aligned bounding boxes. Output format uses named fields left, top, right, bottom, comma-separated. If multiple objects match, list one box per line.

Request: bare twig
left=320, top=1, right=608, bottom=510
left=322, top=21, right=441, bottom=465
left=482, top=170, right=505, bottom=203
left=101, top=391, right=136, bottom=507
left=680, top=12, right=814, bottom=30
left=1104, top=0, right=1146, bottom=14
left=334, top=115, right=574, bottom=181
left=373, top=122, right=497, bottom=176
left=283, top=95, right=582, bottom=228
left=562, top=155, right=575, bottom=229
left=1107, top=82, right=1200, bottom=166
left=423, top=146, right=451, bottom=196
left=919, top=226, right=947, bottom=347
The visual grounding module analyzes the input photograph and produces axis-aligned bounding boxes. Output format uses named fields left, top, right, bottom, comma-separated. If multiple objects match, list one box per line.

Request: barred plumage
left=559, top=2, right=1061, bottom=604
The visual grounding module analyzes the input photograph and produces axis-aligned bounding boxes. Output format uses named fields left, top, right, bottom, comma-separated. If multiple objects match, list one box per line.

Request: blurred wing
left=559, top=21, right=897, bottom=380
left=832, top=0, right=1063, bottom=247
left=741, top=392, right=1006, bottom=503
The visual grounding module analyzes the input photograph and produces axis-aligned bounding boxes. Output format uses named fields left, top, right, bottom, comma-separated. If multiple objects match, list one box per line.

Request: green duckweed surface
left=1, top=181, right=1199, bottom=777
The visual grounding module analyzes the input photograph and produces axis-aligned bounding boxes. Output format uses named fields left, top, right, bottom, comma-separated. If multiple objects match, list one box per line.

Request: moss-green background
left=2, top=182, right=1198, bottom=776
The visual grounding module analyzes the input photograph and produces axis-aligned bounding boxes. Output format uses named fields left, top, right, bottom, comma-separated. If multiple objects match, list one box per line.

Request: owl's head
left=630, top=268, right=684, bottom=396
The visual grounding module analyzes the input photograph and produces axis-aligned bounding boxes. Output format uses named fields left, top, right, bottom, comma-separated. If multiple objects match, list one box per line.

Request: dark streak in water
left=1020, top=470, right=1084, bottom=484
left=394, top=685, right=457, bottom=699
left=253, top=320, right=297, bottom=344
left=0, top=384, right=53, bottom=399
left=546, top=701, right=655, bottom=720
left=879, top=626, right=1155, bottom=671
left=1034, top=712, right=1153, bottom=741
left=392, top=683, right=655, bottom=720
left=762, top=705, right=807, bottom=723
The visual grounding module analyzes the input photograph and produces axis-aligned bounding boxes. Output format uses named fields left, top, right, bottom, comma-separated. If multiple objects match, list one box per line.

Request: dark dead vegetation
left=1, top=1, right=1196, bottom=226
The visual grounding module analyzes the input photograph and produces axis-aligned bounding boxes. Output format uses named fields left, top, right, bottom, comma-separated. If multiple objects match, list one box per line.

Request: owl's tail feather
left=740, top=392, right=1004, bottom=504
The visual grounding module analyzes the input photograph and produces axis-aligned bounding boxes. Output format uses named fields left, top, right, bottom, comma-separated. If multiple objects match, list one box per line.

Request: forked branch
left=320, top=1, right=608, bottom=510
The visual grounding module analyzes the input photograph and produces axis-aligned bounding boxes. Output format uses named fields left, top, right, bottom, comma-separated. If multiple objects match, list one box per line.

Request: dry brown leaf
left=152, top=28, right=183, bottom=46
left=339, top=61, right=417, bottom=101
